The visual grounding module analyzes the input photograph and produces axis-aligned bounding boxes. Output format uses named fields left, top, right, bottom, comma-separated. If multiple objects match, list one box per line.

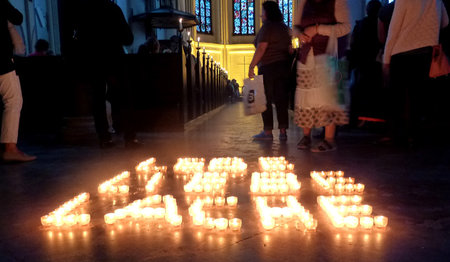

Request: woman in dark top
left=249, top=1, right=292, bottom=141
left=294, top=0, right=351, bottom=152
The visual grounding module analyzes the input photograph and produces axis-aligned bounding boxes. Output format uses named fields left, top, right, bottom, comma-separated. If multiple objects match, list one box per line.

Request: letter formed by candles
left=252, top=157, right=315, bottom=232
left=41, top=193, right=91, bottom=228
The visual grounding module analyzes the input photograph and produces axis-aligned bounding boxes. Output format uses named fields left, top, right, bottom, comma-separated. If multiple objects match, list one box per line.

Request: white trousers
left=0, top=71, right=23, bottom=143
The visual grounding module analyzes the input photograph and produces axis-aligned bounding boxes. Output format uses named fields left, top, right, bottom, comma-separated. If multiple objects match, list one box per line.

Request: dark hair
left=35, top=39, right=49, bottom=52
left=366, top=0, right=381, bottom=18
left=262, top=1, right=283, bottom=22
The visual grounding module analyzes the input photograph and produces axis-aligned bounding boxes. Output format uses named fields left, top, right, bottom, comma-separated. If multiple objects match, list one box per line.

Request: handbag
left=429, top=44, right=450, bottom=78
left=243, top=75, right=267, bottom=115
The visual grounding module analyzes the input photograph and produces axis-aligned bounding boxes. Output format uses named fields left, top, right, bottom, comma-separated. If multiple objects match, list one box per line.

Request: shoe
left=100, top=140, right=115, bottom=149
left=279, top=133, right=287, bottom=141
left=253, top=131, right=273, bottom=141
left=2, top=151, right=37, bottom=162
left=125, top=139, right=144, bottom=149
left=297, top=136, right=311, bottom=150
left=310, top=140, right=336, bottom=153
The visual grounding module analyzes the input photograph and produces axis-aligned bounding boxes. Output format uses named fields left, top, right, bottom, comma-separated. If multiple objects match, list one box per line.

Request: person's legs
left=0, top=71, right=35, bottom=161
left=273, top=68, right=289, bottom=135
left=91, top=75, right=111, bottom=146
left=261, top=71, right=274, bottom=134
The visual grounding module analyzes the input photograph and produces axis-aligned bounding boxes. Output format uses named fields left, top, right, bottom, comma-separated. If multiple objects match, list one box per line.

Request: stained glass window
left=277, top=0, right=293, bottom=28
left=233, top=0, right=255, bottom=35
left=195, top=0, right=212, bottom=34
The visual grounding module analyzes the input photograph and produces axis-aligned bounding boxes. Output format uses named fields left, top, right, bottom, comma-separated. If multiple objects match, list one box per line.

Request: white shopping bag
left=243, top=75, right=267, bottom=115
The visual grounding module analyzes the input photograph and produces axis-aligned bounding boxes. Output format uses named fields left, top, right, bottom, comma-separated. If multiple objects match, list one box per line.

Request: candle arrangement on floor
left=250, top=172, right=301, bottom=195
left=104, top=194, right=182, bottom=227
left=208, top=157, right=247, bottom=175
left=41, top=193, right=90, bottom=227
left=184, top=171, right=227, bottom=195
left=258, top=157, right=295, bottom=172
left=188, top=196, right=242, bottom=231
left=254, top=196, right=317, bottom=231
left=310, top=171, right=364, bottom=195
left=317, top=196, right=388, bottom=230
left=98, top=171, right=131, bottom=194
left=145, top=172, right=163, bottom=193
left=173, top=158, right=205, bottom=176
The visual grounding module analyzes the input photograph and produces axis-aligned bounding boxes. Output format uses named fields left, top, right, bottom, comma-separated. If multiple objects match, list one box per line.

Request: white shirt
left=383, top=0, right=449, bottom=64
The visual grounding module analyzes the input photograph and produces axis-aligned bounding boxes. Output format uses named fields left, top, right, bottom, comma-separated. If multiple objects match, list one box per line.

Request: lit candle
left=351, top=195, right=362, bottom=205
left=170, top=215, right=183, bottom=226
left=374, top=216, right=388, bottom=228
left=360, top=216, right=374, bottom=229
left=197, top=37, right=200, bottom=48
left=64, top=215, right=77, bottom=227
left=344, top=216, right=359, bottom=229
left=215, top=197, right=225, bottom=207
left=193, top=212, right=205, bottom=226
left=114, top=209, right=126, bottom=220
left=154, top=208, right=166, bottom=219
left=262, top=217, right=275, bottom=230
left=141, top=207, right=154, bottom=219
left=78, top=214, right=91, bottom=226
left=203, top=196, right=214, bottom=207
left=227, top=196, right=238, bottom=207
left=152, top=195, right=162, bottom=204
left=229, top=218, right=242, bottom=231
left=214, top=218, right=228, bottom=231
left=335, top=184, right=344, bottom=194
left=361, top=205, right=373, bottom=216
left=179, top=18, right=183, bottom=31
left=104, top=213, right=116, bottom=225
left=204, top=217, right=215, bottom=229
left=348, top=205, right=360, bottom=216
left=305, top=219, right=318, bottom=231
left=355, top=183, right=365, bottom=193
left=345, top=184, right=354, bottom=193
left=41, top=215, right=54, bottom=227
left=119, top=185, right=129, bottom=194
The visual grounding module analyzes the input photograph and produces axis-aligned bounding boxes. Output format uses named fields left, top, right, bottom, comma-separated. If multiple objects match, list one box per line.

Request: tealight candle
left=348, top=205, right=360, bottom=215
left=335, top=184, right=344, bottom=194
left=64, top=215, right=77, bottom=226
left=351, top=195, right=362, bottom=205
left=163, top=195, right=173, bottom=203
left=193, top=213, right=205, bottom=226
left=109, top=186, right=118, bottom=194
left=98, top=184, right=108, bottom=194
left=214, top=218, right=228, bottom=230
left=361, top=205, right=373, bottom=216
left=119, top=185, right=129, bottom=194
left=78, top=214, right=91, bottom=226
left=262, top=217, right=275, bottom=230
left=41, top=215, right=54, bottom=227
left=347, top=177, right=355, bottom=184
left=229, top=218, right=242, bottom=231
left=204, top=217, right=215, bottom=229
left=355, top=183, right=365, bottom=193
left=170, top=215, right=183, bottom=226
left=114, top=209, right=126, bottom=220
left=360, top=216, right=374, bottom=229
left=344, top=216, right=359, bottom=229
left=374, top=216, right=388, bottom=228
left=154, top=208, right=166, bottom=219
left=345, top=184, right=354, bottom=193
left=335, top=171, right=344, bottom=177
left=104, top=213, right=116, bottom=224
left=332, top=216, right=345, bottom=228
left=215, top=197, right=225, bottom=207
left=152, top=195, right=162, bottom=204
left=305, top=219, right=318, bottom=231
left=203, top=196, right=214, bottom=207
left=141, top=207, right=154, bottom=219
left=227, top=196, right=238, bottom=207
left=337, top=177, right=345, bottom=184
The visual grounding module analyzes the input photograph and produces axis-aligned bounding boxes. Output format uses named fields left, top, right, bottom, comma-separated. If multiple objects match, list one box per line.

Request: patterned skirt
left=294, top=51, right=348, bottom=128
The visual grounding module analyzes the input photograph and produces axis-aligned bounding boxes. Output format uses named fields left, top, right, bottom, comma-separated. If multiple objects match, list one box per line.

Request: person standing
left=0, top=0, right=36, bottom=162
left=71, top=0, right=139, bottom=148
left=249, top=1, right=292, bottom=141
left=294, top=0, right=351, bottom=152
left=383, top=0, right=448, bottom=146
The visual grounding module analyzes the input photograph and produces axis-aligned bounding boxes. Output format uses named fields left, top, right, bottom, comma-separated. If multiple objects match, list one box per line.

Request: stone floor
left=1, top=102, right=450, bottom=262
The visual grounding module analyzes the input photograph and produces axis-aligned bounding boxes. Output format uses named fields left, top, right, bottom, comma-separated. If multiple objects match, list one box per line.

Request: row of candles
left=188, top=197, right=242, bottom=231
left=250, top=172, right=301, bottom=195
left=318, top=196, right=388, bottom=229
left=255, top=196, right=317, bottom=231
left=135, top=158, right=156, bottom=174
left=98, top=171, right=130, bottom=194
left=173, top=158, right=205, bottom=175
left=311, top=171, right=365, bottom=194
left=145, top=172, right=163, bottom=193
left=104, top=194, right=182, bottom=226
left=259, top=157, right=295, bottom=172
left=207, top=157, right=247, bottom=174
left=184, top=172, right=227, bottom=194
left=41, top=193, right=91, bottom=227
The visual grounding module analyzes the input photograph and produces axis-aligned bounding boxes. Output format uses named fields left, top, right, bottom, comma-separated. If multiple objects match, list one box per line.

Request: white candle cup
left=78, top=214, right=91, bottom=226
left=63, top=215, right=77, bottom=227
left=204, top=217, right=215, bottom=229
left=374, top=216, right=388, bottom=228
left=262, top=217, right=275, bottom=230
left=41, top=215, right=54, bottom=227
left=114, top=209, right=127, bottom=220
left=355, top=183, right=365, bottom=193
left=154, top=208, right=166, bottom=219
left=170, top=215, right=183, bottom=227
left=141, top=207, right=154, bottom=219
left=229, top=218, right=242, bottom=231
left=361, top=205, right=373, bottom=216
left=227, top=196, right=238, bottom=207
left=360, top=216, right=374, bottom=229
left=119, top=185, right=129, bottom=194
left=305, top=219, right=318, bottom=231
left=344, top=216, right=359, bottom=229
left=215, top=197, right=225, bottom=207
left=104, top=213, right=116, bottom=225
left=214, top=218, right=228, bottom=231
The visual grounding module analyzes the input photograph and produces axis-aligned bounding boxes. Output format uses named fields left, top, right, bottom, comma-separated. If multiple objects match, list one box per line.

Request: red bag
left=429, top=44, right=450, bottom=78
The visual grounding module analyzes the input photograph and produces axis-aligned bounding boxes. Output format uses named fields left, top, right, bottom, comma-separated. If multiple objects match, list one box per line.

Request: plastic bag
left=243, top=75, right=267, bottom=115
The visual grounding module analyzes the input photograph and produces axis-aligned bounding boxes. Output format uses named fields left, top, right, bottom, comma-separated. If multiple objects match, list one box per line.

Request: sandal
left=310, top=140, right=336, bottom=153
left=297, top=136, right=311, bottom=150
